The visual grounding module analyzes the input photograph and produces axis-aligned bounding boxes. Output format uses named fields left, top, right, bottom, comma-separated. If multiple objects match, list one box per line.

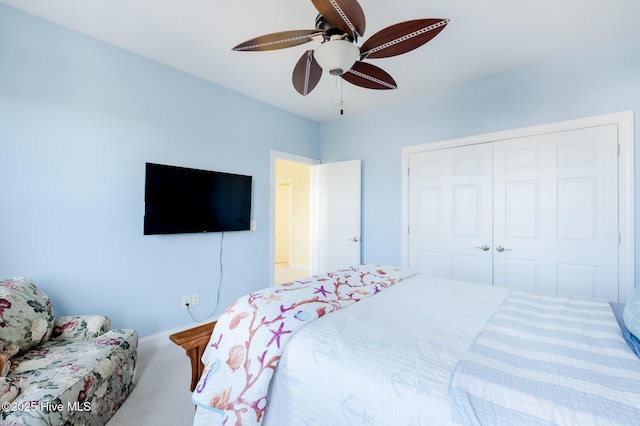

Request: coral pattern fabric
left=192, top=264, right=409, bottom=425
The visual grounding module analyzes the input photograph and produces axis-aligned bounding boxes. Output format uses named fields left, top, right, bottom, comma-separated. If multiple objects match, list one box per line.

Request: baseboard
left=138, top=317, right=219, bottom=352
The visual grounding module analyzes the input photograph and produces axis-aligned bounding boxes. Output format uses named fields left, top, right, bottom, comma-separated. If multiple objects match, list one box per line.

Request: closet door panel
left=408, top=144, right=493, bottom=283
left=493, top=125, right=619, bottom=300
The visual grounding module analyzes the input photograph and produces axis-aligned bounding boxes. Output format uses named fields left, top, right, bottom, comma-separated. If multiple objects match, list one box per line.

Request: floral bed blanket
left=191, top=264, right=411, bottom=425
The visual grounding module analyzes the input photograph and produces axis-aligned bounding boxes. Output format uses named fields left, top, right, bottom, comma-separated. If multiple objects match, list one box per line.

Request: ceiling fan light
left=314, top=40, right=360, bottom=76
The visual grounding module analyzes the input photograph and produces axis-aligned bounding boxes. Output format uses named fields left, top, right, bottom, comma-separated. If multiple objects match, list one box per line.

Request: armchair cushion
left=0, top=277, right=55, bottom=359
left=4, top=328, right=137, bottom=424
left=51, top=315, right=111, bottom=341
left=0, top=377, right=18, bottom=409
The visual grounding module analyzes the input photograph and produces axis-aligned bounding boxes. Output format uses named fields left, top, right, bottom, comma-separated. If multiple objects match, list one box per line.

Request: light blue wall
left=320, top=34, right=640, bottom=277
left=0, top=4, right=320, bottom=337
left=3, top=3, right=639, bottom=338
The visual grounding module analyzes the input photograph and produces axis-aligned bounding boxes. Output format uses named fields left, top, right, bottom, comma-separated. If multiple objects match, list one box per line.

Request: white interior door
left=403, top=112, right=633, bottom=302
left=312, top=160, right=362, bottom=274
left=408, top=144, right=493, bottom=283
left=406, top=123, right=621, bottom=301
left=493, top=125, right=619, bottom=300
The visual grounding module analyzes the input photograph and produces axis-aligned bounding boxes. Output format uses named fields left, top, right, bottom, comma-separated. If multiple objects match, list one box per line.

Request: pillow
left=623, top=286, right=640, bottom=338
left=611, top=302, right=640, bottom=358
left=51, top=315, right=111, bottom=341
left=0, top=277, right=55, bottom=359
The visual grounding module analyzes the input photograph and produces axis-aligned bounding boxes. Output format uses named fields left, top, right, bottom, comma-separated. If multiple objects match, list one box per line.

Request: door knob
left=348, top=237, right=359, bottom=242
left=474, top=245, right=490, bottom=251
left=496, top=245, right=512, bottom=252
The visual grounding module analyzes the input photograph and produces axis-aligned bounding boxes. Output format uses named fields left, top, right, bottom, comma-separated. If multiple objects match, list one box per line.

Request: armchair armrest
left=50, top=315, right=111, bottom=341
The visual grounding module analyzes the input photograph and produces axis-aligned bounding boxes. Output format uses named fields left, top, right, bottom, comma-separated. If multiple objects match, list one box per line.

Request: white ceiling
left=3, top=0, right=640, bottom=122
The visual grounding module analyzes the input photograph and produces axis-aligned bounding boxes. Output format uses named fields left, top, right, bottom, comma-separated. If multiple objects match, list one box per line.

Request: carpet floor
left=107, top=341, right=195, bottom=425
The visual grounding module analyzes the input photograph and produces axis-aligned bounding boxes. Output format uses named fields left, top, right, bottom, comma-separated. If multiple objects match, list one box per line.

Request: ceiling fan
left=232, top=0, right=449, bottom=97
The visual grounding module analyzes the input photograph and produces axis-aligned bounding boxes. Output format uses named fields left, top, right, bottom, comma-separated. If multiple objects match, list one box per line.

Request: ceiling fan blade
left=292, top=50, right=323, bottom=96
left=233, top=29, right=323, bottom=51
left=311, top=0, right=366, bottom=39
left=342, top=61, right=397, bottom=90
left=360, top=19, right=449, bottom=59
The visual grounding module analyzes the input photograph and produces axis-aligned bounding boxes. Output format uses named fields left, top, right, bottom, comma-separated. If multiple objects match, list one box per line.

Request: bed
left=191, top=264, right=640, bottom=425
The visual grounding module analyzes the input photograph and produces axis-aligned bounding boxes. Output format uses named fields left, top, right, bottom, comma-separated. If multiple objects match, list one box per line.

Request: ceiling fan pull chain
left=340, top=78, right=344, bottom=115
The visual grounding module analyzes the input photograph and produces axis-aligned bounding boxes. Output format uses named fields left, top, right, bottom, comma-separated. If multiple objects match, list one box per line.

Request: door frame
left=401, top=110, right=635, bottom=300
left=270, top=150, right=320, bottom=286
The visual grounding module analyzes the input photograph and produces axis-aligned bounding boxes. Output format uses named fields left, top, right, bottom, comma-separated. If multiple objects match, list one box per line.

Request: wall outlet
left=191, top=294, right=200, bottom=306
left=181, top=295, right=190, bottom=310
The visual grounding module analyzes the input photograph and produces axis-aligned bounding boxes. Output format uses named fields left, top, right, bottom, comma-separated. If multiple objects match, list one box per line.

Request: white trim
left=270, top=150, right=319, bottom=287
left=401, top=111, right=634, bottom=301
left=617, top=111, right=635, bottom=301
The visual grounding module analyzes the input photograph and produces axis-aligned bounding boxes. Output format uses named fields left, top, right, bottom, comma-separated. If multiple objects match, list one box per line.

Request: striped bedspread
left=449, top=291, right=640, bottom=425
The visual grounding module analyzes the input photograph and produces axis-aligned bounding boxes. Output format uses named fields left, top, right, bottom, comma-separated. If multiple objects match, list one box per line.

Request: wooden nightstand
left=169, top=321, right=217, bottom=392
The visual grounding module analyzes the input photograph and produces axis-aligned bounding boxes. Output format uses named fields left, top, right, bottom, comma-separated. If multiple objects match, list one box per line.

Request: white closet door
left=408, top=144, right=493, bottom=283
left=493, top=125, right=619, bottom=300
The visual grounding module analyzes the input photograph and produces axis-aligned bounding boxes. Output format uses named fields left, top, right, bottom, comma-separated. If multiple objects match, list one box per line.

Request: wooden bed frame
left=169, top=321, right=217, bottom=391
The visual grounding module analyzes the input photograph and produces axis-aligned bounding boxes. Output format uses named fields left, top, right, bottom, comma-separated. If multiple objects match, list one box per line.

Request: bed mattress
left=194, top=271, right=640, bottom=425
left=262, top=275, right=509, bottom=425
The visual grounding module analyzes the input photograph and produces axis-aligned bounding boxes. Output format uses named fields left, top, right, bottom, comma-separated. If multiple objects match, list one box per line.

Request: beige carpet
left=108, top=341, right=195, bottom=425
left=275, top=263, right=310, bottom=285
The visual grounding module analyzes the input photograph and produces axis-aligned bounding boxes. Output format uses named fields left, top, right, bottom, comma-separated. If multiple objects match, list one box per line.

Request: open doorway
left=270, top=152, right=362, bottom=285
left=270, top=152, right=318, bottom=285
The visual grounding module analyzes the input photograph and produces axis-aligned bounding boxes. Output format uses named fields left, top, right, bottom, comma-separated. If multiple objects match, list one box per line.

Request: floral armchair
left=0, top=277, right=138, bottom=425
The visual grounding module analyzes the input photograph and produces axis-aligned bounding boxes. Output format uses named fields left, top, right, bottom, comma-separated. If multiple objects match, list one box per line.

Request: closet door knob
left=496, top=245, right=512, bottom=252
left=474, top=245, right=490, bottom=251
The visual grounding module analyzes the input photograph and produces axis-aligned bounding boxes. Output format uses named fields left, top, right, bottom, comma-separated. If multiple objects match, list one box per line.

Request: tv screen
left=144, top=162, right=252, bottom=235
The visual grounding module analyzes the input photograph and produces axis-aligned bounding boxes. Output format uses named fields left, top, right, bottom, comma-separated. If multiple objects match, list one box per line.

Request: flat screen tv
left=144, top=162, right=252, bottom=235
